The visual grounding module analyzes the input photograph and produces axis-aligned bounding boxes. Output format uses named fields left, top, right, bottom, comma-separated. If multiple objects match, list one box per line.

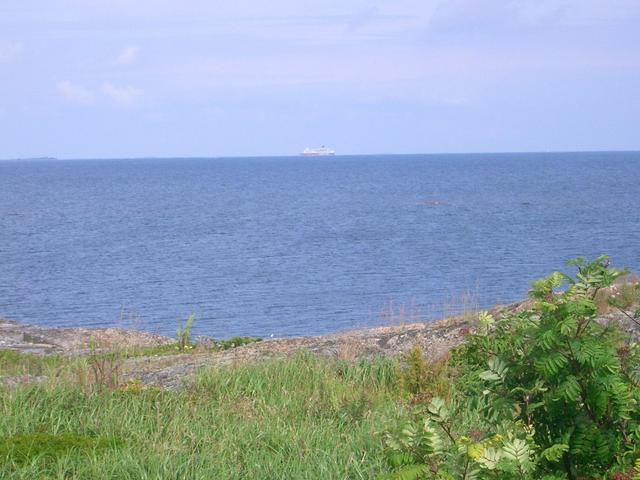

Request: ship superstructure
left=300, top=146, right=335, bottom=156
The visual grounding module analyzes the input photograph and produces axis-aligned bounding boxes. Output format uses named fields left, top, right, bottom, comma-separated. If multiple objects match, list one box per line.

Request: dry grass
left=337, top=339, right=361, bottom=361
left=594, top=275, right=639, bottom=315
left=443, top=288, right=481, bottom=324
left=378, top=298, right=423, bottom=326
left=75, top=353, right=122, bottom=396
left=376, top=287, right=482, bottom=329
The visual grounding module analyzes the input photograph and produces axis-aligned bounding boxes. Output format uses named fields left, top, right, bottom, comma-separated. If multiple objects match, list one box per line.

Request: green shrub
left=382, top=257, right=640, bottom=479
left=401, top=346, right=429, bottom=395
left=399, top=346, right=453, bottom=401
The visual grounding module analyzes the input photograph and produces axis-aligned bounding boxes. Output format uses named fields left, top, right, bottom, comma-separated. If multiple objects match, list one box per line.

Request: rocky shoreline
left=1, top=313, right=477, bottom=388
left=2, top=299, right=638, bottom=389
left=0, top=318, right=171, bottom=356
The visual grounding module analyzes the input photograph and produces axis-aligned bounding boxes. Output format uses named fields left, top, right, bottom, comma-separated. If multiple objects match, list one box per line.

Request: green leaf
left=541, top=443, right=569, bottom=462
left=557, top=376, right=581, bottom=402
left=537, top=329, right=560, bottom=351
left=535, top=352, right=568, bottom=377
left=427, top=397, right=449, bottom=422
left=501, top=438, right=532, bottom=470
left=476, top=447, right=502, bottom=470
left=378, top=464, right=430, bottom=480
left=479, top=357, right=508, bottom=383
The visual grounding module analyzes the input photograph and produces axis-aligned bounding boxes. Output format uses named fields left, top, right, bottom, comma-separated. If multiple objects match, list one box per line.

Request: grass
left=0, top=432, right=121, bottom=466
left=0, top=350, right=65, bottom=377
left=111, top=336, right=262, bottom=358
left=594, top=276, right=640, bottom=314
left=0, top=352, right=409, bottom=479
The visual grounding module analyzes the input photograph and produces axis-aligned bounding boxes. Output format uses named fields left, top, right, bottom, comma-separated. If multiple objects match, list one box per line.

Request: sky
left=1, top=0, right=639, bottom=158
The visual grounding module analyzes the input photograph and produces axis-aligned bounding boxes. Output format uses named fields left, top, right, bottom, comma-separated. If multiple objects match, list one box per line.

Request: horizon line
left=2, top=148, right=640, bottom=162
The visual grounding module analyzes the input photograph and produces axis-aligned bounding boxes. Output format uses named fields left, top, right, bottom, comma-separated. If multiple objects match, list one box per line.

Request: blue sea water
left=1, top=152, right=639, bottom=338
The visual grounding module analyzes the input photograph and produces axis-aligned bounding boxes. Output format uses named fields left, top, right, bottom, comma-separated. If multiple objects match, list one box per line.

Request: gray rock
left=0, top=318, right=172, bottom=356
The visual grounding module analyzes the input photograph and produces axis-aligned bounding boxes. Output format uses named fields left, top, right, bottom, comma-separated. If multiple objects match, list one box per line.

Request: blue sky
left=1, top=0, right=639, bottom=158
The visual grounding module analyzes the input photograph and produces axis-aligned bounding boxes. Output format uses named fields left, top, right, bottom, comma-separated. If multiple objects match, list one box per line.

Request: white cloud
left=0, top=41, right=23, bottom=62
left=116, top=45, right=140, bottom=65
left=56, top=80, right=143, bottom=108
left=101, top=83, right=143, bottom=107
left=56, top=80, right=96, bottom=105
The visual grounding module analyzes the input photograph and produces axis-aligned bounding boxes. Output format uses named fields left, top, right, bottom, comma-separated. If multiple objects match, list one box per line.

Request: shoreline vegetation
left=1, top=258, right=640, bottom=478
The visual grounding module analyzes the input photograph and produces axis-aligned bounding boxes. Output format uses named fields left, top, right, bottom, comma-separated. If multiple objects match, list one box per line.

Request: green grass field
left=1, top=351, right=409, bottom=479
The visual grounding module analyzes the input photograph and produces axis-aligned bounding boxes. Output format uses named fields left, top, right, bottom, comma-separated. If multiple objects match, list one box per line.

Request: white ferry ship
left=300, top=146, right=336, bottom=156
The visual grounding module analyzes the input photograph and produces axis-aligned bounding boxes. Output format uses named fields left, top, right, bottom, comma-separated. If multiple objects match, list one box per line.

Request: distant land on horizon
left=3, top=149, right=640, bottom=162
left=7, top=156, right=59, bottom=161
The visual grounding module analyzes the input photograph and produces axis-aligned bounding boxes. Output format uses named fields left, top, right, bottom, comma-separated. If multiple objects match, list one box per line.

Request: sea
left=1, top=152, right=639, bottom=339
